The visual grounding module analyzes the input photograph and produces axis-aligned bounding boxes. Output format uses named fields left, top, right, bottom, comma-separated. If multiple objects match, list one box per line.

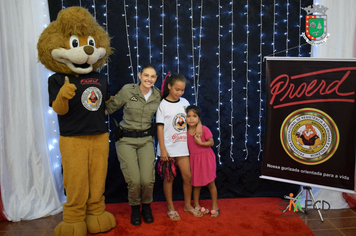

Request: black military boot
left=141, top=203, right=154, bottom=223
left=131, top=205, right=141, bottom=225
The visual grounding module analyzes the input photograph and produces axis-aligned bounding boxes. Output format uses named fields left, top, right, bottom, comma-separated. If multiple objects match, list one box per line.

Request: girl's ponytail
left=161, top=71, right=171, bottom=98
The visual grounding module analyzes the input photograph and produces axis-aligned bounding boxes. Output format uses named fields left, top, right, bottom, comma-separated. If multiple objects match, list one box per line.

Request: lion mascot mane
left=37, top=6, right=116, bottom=236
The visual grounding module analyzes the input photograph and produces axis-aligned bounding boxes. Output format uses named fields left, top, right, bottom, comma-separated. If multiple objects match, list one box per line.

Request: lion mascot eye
left=88, top=36, right=95, bottom=47
left=70, top=35, right=80, bottom=48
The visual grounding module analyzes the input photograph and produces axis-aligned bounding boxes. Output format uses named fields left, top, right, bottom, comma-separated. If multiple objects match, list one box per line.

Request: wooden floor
left=0, top=208, right=356, bottom=235
left=297, top=208, right=356, bottom=236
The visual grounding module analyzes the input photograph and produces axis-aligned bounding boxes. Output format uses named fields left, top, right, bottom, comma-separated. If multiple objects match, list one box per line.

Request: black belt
left=121, top=128, right=153, bottom=138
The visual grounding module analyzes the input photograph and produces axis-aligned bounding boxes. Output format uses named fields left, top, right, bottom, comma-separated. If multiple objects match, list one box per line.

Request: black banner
left=262, top=58, right=356, bottom=192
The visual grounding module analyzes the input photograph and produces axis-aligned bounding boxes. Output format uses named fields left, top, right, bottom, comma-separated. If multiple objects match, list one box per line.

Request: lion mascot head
left=37, top=6, right=112, bottom=75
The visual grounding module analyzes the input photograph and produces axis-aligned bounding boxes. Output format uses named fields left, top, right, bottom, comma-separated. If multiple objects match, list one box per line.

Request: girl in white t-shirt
left=156, top=74, right=203, bottom=221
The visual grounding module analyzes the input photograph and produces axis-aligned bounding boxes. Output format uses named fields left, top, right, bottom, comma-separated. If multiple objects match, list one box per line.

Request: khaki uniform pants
left=116, top=136, right=155, bottom=206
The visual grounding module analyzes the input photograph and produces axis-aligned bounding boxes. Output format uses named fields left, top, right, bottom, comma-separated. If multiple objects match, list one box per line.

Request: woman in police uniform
left=106, top=64, right=160, bottom=225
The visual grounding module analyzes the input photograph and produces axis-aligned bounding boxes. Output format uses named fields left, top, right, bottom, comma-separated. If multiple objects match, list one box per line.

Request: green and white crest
left=302, top=5, right=330, bottom=45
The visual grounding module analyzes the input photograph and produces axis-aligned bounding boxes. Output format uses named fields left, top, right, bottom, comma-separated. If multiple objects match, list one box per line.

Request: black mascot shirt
left=48, top=72, right=109, bottom=136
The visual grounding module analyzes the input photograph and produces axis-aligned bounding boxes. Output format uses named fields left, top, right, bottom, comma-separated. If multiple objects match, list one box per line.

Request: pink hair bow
left=160, top=71, right=171, bottom=96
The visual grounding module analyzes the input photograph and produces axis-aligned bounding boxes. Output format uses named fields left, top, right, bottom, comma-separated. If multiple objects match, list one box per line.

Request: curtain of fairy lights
left=229, top=1, right=234, bottom=162
left=148, top=0, right=152, bottom=63
left=123, top=1, right=136, bottom=83
left=92, top=0, right=96, bottom=19
left=196, top=0, right=203, bottom=106
left=286, top=0, right=289, bottom=56
left=161, top=0, right=165, bottom=81
left=298, top=0, right=302, bottom=56
left=190, top=0, right=196, bottom=104
left=135, top=0, right=139, bottom=74
left=103, top=0, right=110, bottom=132
left=216, top=0, right=222, bottom=163
left=49, top=1, right=312, bottom=201
left=273, top=0, right=276, bottom=55
left=244, top=0, right=250, bottom=160
left=257, top=0, right=263, bottom=161
left=175, top=0, right=180, bottom=73
left=190, top=1, right=203, bottom=106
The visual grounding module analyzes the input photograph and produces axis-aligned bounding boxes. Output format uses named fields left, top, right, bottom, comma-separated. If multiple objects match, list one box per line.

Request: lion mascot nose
left=84, top=45, right=94, bottom=55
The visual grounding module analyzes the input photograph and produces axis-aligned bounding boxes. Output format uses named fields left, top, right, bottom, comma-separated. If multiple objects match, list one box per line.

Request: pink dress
left=187, top=126, right=217, bottom=186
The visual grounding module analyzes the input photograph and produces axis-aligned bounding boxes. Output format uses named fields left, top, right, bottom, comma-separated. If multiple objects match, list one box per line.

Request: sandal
left=210, top=208, right=220, bottom=217
left=167, top=211, right=181, bottom=221
left=184, top=208, right=203, bottom=218
left=194, top=206, right=210, bottom=215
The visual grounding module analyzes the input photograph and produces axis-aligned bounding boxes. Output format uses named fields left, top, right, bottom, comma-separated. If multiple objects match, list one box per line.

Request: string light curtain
left=47, top=0, right=312, bottom=202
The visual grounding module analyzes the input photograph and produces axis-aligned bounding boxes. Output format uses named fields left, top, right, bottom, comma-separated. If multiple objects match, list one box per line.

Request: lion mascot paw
left=37, top=6, right=116, bottom=236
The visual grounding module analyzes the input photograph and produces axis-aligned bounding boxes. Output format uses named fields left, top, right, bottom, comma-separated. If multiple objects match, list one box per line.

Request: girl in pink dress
left=186, top=105, right=219, bottom=217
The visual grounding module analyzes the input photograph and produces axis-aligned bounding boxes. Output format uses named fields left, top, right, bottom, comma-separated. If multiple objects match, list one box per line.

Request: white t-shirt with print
left=156, top=98, right=190, bottom=157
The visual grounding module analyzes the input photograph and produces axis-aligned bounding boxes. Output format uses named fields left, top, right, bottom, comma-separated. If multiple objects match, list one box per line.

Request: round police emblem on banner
left=81, top=87, right=102, bottom=111
left=172, top=113, right=186, bottom=132
left=280, top=108, right=339, bottom=165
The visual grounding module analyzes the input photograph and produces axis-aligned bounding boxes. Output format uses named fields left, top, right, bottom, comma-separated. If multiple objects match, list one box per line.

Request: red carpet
left=93, top=197, right=314, bottom=236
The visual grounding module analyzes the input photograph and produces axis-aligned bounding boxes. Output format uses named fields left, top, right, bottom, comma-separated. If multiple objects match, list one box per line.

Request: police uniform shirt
left=48, top=72, right=110, bottom=136
left=106, top=83, right=161, bottom=131
left=156, top=97, right=190, bottom=157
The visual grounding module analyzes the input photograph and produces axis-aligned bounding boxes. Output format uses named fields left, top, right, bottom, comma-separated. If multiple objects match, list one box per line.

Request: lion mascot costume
left=37, top=6, right=116, bottom=236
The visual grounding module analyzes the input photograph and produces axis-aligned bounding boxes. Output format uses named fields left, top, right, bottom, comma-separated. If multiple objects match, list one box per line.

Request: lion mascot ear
left=37, top=7, right=116, bottom=236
